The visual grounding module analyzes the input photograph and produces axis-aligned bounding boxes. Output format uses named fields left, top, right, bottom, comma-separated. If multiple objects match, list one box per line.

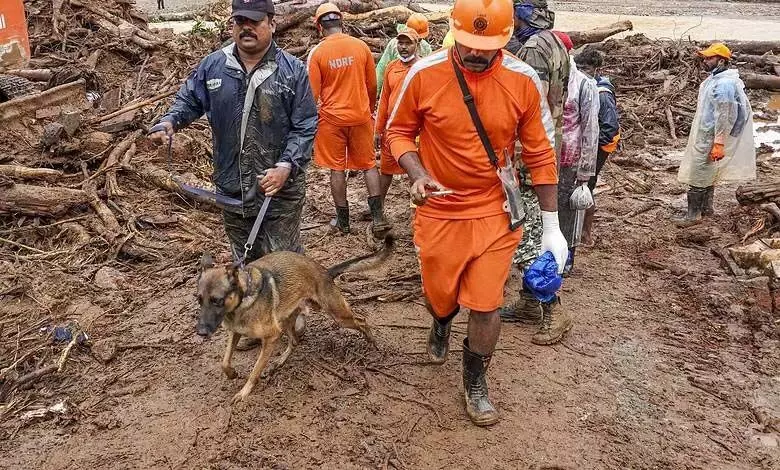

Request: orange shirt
left=386, top=49, right=558, bottom=220
left=307, top=33, right=377, bottom=127
left=376, top=59, right=414, bottom=135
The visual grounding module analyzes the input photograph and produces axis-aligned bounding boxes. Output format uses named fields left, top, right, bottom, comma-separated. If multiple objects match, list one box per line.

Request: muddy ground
left=1, top=1, right=779, bottom=469
left=2, top=158, right=780, bottom=469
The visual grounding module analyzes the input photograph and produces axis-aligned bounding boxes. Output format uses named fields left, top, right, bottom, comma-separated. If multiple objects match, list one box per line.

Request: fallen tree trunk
left=275, top=0, right=382, bottom=18
left=567, top=20, right=634, bottom=47
left=0, top=165, right=63, bottom=182
left=742, top=72, right=780, bottom=91
left=736, top=181, right=780, bottom=205
left=0, top=79, right=85, bottom=122
left=132, top=164, right=222, bottom=211
left=7, top=69, right=54, bottom=82
left=714, top=40, right=780, bottom=56
left=0, top=184, right=89, bottom=216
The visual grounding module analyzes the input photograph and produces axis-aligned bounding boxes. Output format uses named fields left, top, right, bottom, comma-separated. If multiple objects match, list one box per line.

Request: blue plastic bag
left=523, top=251, right=563, bottom=303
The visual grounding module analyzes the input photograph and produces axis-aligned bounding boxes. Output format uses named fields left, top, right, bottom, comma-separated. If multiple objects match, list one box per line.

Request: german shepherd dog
left=197, top=236, right=393, bottom=404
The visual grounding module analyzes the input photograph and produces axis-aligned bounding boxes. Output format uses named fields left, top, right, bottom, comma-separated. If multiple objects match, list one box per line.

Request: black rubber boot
left=462, top=338, right=499, bottom=426
left=673, top=186, right=706, bottom=227
left=368, top=195, right=391, bottom=239
left=427, top=307, right=458, bottom=364
left=330, top=205, right=350, bottom=234
left=702, top=186, right=715, bottom=217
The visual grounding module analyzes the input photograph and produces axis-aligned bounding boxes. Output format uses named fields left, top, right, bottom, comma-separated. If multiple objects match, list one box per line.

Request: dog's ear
left=226, top=264, right=240, bottom=287
left=199, top=252, right=215, bottom=271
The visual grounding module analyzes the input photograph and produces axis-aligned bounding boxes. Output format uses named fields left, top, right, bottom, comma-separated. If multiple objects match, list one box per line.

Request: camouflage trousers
left=512, top=184, right=542, bottom=270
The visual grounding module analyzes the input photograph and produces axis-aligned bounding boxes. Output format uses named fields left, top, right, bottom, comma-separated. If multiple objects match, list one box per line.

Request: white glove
left=540, top=210, right=569, bottom=274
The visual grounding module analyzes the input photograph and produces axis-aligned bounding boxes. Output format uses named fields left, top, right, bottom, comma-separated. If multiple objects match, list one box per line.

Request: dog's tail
left=327, top=234, right=395, bottom=279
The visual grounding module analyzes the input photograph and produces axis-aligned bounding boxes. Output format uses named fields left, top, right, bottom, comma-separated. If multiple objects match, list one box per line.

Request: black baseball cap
left=232, top=0, right=275, bottom=21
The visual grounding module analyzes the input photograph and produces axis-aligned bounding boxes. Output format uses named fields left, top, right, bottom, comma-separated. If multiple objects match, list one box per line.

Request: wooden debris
left=0, top=184, right=89, bottom=216
left=0, top=79, right=86, bottom=122
left=567, top=20, right=634, bottom=47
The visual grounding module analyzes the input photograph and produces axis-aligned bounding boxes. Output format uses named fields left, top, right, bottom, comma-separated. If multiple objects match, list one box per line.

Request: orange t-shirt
left=385, top=49, right=558, bottom=220
left=376, top=59, right=414, bottom=135
left=307, top=33, right=377, bottom=127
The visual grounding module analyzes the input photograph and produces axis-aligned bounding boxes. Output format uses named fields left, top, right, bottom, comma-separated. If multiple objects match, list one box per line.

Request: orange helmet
left=406, top=13, right=430, bottom=39
left=450, top=0, right=514, bottom=51
left=314, top=2, right=341, bottom=24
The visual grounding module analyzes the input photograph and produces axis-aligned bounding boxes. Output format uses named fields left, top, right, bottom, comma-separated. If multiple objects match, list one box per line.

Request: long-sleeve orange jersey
left=375, top=59, right=413, bottom=136
left=307, top=33, right=377, bottom=127
left=386, top=49, right=559, bottom=220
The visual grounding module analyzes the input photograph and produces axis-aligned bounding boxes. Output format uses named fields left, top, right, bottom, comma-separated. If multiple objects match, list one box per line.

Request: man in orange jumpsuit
left=385, top=0, right=568, bottom=426
left=307, top=2, right=390, bottom=238
left=375, top=27, right=421, bottom=204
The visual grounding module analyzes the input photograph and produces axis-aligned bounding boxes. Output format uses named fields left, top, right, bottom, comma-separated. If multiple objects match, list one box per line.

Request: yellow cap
left=697, top=43, right=732, bottom=60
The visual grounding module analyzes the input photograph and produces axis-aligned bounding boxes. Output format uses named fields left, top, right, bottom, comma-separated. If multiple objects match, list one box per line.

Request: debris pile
left=591, top=34, right=779, bottom=151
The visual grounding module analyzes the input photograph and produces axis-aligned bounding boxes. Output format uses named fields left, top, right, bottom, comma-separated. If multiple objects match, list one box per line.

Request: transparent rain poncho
left=560, top=57, right=600, bottom=181
left=678, top=69, right=756, bottom=187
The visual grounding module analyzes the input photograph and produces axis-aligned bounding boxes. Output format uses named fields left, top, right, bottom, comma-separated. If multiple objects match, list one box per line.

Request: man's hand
left=540, top=210, right=569, bottom=274
left=258, top=166, right=291, bottom=196
left=374, top=133, right=382, bottom=151
left=409, top=176, right=447, bottom=206
left=709, top=143, right=725, bottom=161
left=147, top=121, right=174, bottom=146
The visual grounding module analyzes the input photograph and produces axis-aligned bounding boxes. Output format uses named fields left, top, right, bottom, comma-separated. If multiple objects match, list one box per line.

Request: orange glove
left=709, top=143, right=725, bottom=161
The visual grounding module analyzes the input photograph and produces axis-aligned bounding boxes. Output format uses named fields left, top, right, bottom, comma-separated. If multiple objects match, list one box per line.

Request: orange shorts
left=314, top=119, right=375, bottom=171
left=413, top=213, right=522, bottom=318
left=379, top=138, right=404, bottom=175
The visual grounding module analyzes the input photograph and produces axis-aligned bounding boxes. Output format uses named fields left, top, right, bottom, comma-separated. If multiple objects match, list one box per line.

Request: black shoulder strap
left=451, top=55, right=499, bottom=169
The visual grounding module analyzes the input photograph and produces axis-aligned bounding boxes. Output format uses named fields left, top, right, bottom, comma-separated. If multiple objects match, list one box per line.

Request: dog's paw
left=231, top=389, right=249, bottom=405
left=222, top=366, right=238, bottom=379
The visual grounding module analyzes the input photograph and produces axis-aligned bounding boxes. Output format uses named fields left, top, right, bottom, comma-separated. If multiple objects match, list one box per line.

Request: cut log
left=0, top=184, right=89, bottom=216
left=566, top=21, right=634, bottom=47
left=737, top=181, right=780, bottom=205
left=0, top=165, right=63, bottom=182
left=0, top=79, right=86, bottom=122
left=92, top=88, right=177, bottom=124
left=275, top=0, right=382, bottom=16
left=742, top=73, right=780, bottom=91
left=132, top=164, right=223, bottom=211
left=7, top=69, right=54, bottom=82
left=713, top=40, right=780, bottom=56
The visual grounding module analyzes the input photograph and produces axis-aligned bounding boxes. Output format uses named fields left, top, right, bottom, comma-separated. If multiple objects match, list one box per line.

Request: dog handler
left=149, top=0, right=316, bottom=261
left=385, top=0, right=568, bottom=426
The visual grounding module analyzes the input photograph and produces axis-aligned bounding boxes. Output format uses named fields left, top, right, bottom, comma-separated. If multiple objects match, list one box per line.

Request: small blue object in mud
left=49, top=326, right=89, bottom=344
left=523, top=251, right=563, bottom=303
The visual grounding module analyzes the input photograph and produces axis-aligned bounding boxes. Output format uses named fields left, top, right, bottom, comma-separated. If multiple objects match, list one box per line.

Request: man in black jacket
left=149, top=0, right=317, bottom=262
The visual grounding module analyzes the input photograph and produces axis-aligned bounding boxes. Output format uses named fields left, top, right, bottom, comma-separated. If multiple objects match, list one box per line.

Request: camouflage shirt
left=510, top=29, right=570, bottom=184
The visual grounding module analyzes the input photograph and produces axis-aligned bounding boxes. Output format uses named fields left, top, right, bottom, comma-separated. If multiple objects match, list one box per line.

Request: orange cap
left=697, top=42, right=732, bottom=60
left=450, top=0, right=514, bottom=51
left=406, top=13, right=430, bottom=39
left=397, top=27, right=420, bottom=43
left=314, top=2, right=341, bottom=24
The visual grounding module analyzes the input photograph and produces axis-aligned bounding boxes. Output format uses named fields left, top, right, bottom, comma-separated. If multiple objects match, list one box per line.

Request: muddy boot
left=531, top=297, right=573, bottom=346
left=580, top=206, right=596, bottom=247
left=462, top=338, right=499, bottom=426
left=499, top=288, right=542, bottom=324
left=330, top=205, right=350, bottom=234
left=427, top=308, right=457, bottom=364
left=702, top=186, right=715, bottom=217
left=368, top=195, right=391, bottom=239
left=673, top=187, right=706, bottom=227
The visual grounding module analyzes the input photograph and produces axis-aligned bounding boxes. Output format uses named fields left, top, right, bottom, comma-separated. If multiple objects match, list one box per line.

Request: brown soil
left=2, top=161, right=780, bottom=469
